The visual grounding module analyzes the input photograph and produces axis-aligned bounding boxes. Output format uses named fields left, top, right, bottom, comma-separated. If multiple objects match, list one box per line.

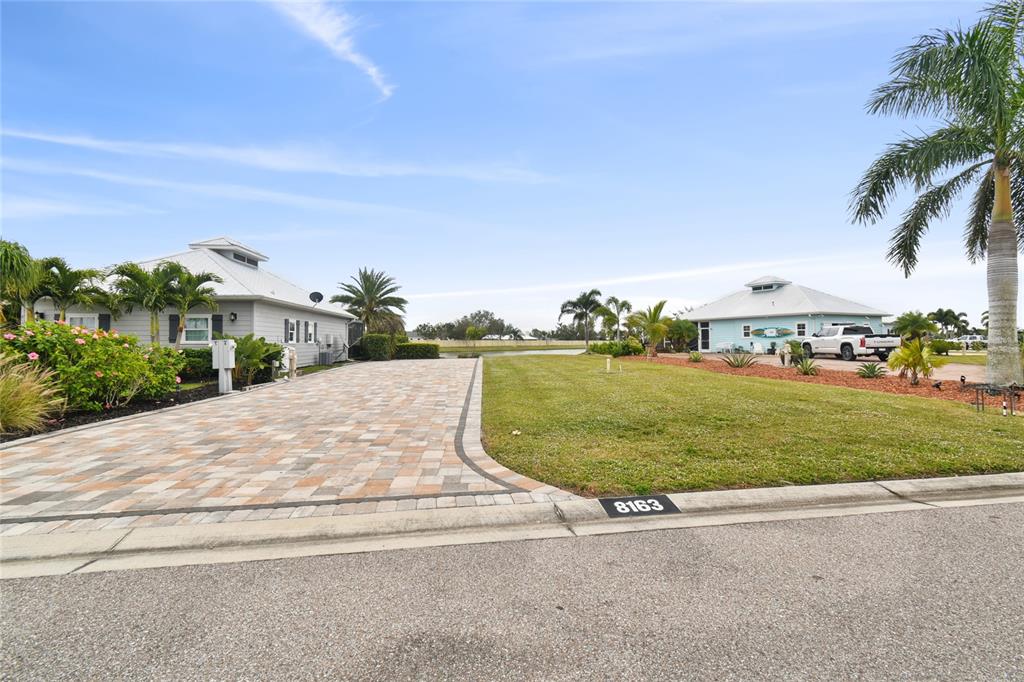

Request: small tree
left=627, top=301, right=672, bottom=357
left=111, top=262, right=182, bottom=344
left=891, top=310, right=939, bottom=340
left=667, top=319, right=698, bottom=351
left=888, top=338, right=948, bottom=385
left=169, top=269, right=224, bottom=350
left=39, top=257, right=102, bottom=321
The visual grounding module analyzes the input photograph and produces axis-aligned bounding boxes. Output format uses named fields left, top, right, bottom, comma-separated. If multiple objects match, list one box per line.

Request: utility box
left=211, top=339, right=236, bottom=393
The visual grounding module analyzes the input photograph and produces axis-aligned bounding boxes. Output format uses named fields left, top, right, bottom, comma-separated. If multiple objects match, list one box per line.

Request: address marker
left=599, top=495, right=680, bottom=518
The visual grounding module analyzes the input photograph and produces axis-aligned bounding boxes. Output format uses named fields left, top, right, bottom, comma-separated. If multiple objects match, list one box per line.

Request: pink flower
left=56, top=320, right=67, bottom=325
left=75, top=338, right=86, bottom=345
left=175, top=375, right=182, bottom=384
left=123, top=343, right=130, bottom=348
left=2, top=333, right=14, bottom=340
left=92, top=334, right=99, bottom=339
left=95, top=371, right=104, bottom=378
left=24, top=329, right=34, bottom=336
left=27, top=352, right=39, bottom=360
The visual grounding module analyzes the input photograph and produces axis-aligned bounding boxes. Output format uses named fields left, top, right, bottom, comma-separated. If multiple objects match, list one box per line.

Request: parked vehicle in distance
left=954, top=334, right=987, bottom=347
left=800, top=324, right=901, bottom=361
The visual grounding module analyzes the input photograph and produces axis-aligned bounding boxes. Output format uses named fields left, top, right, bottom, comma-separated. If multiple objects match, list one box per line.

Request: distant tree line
left=413, top=310, right=523, bottom=340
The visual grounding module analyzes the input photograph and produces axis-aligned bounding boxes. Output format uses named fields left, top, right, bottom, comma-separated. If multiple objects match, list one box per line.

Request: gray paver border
left=453, top=359, right=526, bottom=493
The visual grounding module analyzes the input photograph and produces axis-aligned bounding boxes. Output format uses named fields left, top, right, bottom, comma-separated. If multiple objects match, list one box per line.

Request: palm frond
left=966, top=167, right=995, bottom=260
left=888, top=163, right=985, bottom=275
left=850, top=125, right=990, bottom=224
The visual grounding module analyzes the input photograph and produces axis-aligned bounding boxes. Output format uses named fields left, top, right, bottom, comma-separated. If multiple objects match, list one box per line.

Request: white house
left=690, top=276, right=889, bottom=353
left=33, top=237, right=359, bottom=367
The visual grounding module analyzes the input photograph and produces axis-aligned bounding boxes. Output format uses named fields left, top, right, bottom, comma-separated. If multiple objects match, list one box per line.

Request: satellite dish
left=309, top=291, right=324, bottom=306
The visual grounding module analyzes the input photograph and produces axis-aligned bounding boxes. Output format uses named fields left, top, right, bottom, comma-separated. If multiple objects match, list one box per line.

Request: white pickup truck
left=799, top=325, right=901, bottom=361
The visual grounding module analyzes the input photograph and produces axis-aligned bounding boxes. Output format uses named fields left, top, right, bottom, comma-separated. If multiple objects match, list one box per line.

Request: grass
left=943, top=353, right=987, bottom=366
left=178, top=380, right=212, bottom=391
left=299, top=363, right=346, bottom=376
left=482, top=355, right=1024, bottom=496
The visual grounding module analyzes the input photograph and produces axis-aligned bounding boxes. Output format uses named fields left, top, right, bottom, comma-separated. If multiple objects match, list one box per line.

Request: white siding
left=32, top=299, right=254, bottom=346
left=252, top=300, right=350, bottom=367
left=32, top=297, right=349, bottom=366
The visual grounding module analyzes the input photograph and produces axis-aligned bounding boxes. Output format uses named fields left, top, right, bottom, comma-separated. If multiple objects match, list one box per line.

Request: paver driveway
left=0, top=359, right=572, bottom=536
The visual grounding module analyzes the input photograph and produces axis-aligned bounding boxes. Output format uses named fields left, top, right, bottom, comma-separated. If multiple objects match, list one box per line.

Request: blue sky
left=1, top=0, right=1003, bottom=331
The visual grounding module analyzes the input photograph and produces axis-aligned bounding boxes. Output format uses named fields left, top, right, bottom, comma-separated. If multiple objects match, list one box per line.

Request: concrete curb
left=2, top=473, right=1020, bottom=577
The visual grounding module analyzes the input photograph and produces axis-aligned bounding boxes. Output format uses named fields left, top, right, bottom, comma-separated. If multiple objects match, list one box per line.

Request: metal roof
left=134, top=239, right=354, bottom=319
left=690, top=277, right=888, bottom=321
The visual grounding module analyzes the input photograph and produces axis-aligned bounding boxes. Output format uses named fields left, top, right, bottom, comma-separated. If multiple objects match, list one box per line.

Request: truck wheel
left=876, top=351, right=889, bottom=361
left=802, top=343, right=814, bottom=359
left=841, top=344, right=855, bottom=361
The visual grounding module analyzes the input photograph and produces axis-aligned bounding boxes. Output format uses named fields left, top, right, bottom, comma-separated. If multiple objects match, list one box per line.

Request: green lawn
left=440, top=344, right=586, bottom=354
left=300, top=363, right=347, bottom=376
left=943, top=353, right=987, bottom=366
left=482, top=355, right=1024, bottom=496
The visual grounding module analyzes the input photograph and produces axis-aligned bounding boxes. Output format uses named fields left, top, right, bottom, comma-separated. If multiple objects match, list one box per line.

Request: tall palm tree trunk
left=986, top=165, right=1023, bottom=385
left=584, top=314, right=590, bottom=349
left=150, top=311, right=160, bottom=345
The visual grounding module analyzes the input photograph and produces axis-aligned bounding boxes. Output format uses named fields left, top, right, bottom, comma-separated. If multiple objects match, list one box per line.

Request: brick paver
left=0, top=359, right=574, bottom=535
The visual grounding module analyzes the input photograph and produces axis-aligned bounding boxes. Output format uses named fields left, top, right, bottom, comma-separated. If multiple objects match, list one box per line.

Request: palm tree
left=627, top=300, right=672, bottom=357
left=850, top=0, right=1023, bottom=385
left=168, top=269, right=223, bottom=350
left=928, top=308, right=969, bottom=336
left=887, top=338, right=948, bottom=385
left=89, top=289, right=130, bottom=321
left=110, top=261, right=182, bottom=343
left=331, top=268, right=408, bottom=333
left=595, top=296, right=633, bottom=341
left=891, top=310, right=939, bottom=340
left=667, top=318, right=699, bottom=351
left=0, top=240, right=36, bottom=325
left=559, top=289, right=603, bottom=349
left=981, top=310, right=990, bottom=330
left=39, top=257, right=102, bottom=322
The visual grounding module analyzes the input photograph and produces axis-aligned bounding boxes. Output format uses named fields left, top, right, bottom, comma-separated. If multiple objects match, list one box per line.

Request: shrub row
left=394, top=342, right=440, bottom=360
left=588, top=337, right=644, bottom=357
left=179, top=347, right=215, bottom=380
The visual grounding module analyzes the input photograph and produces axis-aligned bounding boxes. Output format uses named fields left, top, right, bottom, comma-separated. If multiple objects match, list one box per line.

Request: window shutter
left=304, top=321, right=309, bottom=343
left=314, top=322, right=318, bottom=343
left=212, top=314, right=223, bottom=336
left=98, top=314, right=111, bottom=331
left=169, top=315, right=179, bottom=343
left=284, top=318, right=290, bottom=342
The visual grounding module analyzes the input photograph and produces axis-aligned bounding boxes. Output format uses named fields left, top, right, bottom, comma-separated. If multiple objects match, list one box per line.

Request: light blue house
left=690, top=276, right=889, bottom=353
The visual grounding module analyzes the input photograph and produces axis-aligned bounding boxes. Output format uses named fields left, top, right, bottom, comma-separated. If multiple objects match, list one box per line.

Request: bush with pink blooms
left=0, top=320, right=184, bottom=412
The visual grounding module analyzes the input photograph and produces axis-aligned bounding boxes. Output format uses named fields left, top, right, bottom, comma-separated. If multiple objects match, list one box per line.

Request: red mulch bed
left=623, top=354, right=1018, bottom=411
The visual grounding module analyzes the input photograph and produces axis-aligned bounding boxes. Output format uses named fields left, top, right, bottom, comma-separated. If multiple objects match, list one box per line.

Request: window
left=305, top=321, right=314, bottom=343
left=184, top=315, right=211, bottom=343
left=796, top=323, right=806, bottom=336
left=742, top=325, right=751, bottom=338
left=68, top=315, right=97, bottom=329
left=287, top=320, right=296, bottom=343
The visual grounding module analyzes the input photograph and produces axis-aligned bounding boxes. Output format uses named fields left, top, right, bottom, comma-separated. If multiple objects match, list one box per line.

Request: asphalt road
left=3, top=504, right=1023, bottom=681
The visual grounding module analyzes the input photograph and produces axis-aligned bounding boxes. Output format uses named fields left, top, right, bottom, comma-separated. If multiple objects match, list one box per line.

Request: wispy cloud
left=2, top=128, right=548, bottom=183
left=406, top=258, right=827, bottom=300
left=3, top=158, right=447, bottom=220
left=269, top=0, right=393, bottom=100
left=1, top=194, right=157, bottom=220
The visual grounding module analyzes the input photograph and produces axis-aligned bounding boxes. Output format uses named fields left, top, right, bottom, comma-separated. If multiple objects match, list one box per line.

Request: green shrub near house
left=362, top=333, right=395, bottom=361
left=394, top=342, right=440, bottom=359
left=928, top=339, right=956, bottom=356
left=0, top=320, right=184, bottom=412
left=179, top=347, right=215, bottom=380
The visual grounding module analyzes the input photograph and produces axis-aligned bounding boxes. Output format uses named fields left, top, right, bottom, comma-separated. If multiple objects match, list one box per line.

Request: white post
left=606, top=357, right=611, bottom=373
left=211, top=339, right=236, bottom=394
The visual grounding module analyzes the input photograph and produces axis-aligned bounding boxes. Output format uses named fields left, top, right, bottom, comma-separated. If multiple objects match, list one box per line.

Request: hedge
left=394, top=342, right=440, bottom=360
left=362, top=333, right=394, bottom=361
left=179, top=347, right=215, bottom=380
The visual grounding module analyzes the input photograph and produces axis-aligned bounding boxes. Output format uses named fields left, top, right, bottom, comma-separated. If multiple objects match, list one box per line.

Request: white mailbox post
left=211, top=339, right=236, bottom=394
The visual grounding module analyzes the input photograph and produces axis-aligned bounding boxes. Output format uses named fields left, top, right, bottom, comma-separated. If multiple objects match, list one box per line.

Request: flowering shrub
left=0, top=320, right=185, bottom=412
